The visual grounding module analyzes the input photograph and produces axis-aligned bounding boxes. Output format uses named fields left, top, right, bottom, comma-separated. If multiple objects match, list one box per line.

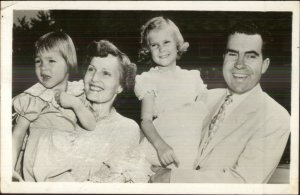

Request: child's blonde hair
left=139, top=16, right=189, bottom=63
left=35, top=31, right=78, bottom=72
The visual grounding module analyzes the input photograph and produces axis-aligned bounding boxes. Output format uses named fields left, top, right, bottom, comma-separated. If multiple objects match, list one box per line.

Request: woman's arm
left=12, top=117, right=30, bottom=170
left=141, top=94, right=179, bottom=167
left=55, top=91, right=96, bottom=131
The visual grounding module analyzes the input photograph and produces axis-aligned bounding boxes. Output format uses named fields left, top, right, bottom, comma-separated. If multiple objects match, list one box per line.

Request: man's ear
left=261, top=58, right=270, bottom=74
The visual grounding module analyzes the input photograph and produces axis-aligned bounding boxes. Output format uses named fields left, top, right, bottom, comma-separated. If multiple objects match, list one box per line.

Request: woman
left=50, top=40, right=152, bottom=182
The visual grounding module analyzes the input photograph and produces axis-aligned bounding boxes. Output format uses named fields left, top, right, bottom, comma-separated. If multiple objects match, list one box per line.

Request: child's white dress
left=135, top=66, right=208, bottom=170
left=13, top=80, right=85, bottom=181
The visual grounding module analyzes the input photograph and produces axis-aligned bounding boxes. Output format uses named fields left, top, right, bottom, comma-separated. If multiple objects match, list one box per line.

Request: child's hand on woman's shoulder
left=55, top=90, right=80, bottom=109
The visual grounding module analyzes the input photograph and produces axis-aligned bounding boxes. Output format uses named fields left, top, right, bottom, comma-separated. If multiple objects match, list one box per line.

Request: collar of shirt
left=224, top=84, right=261, bottom=119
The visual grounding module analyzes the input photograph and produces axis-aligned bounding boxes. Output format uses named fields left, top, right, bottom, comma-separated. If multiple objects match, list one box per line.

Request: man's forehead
left=227, top=33, right=263, bottom=53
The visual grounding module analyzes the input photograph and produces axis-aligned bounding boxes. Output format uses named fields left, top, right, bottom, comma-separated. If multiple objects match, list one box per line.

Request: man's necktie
left=201, top=94, right=233, bottom=154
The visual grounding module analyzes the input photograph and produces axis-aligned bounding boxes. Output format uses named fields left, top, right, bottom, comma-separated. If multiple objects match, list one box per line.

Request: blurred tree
left=13, top=11, right=55, bottom=58
left=30, top=11, right=55, bottom=33
left=13, top=16, right=30, bottom=32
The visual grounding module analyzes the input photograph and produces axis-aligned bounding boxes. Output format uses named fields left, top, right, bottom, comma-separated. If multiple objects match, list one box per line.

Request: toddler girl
left=135, top=16, right=208, bottom=170
left=12, top=31, right=96, bottom=181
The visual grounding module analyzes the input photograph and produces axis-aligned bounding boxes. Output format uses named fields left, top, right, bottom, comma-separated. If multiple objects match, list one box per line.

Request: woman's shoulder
left=116, top=112, right=140, bottom=129
left=113, top=112, right=140, bottom=136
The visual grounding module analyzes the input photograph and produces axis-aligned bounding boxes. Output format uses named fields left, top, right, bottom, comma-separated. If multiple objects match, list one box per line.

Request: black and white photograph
left=1, top=1, right=299, bottom=194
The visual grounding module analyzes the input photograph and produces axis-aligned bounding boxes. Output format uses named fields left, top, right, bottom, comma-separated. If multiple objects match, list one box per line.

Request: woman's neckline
left=94, top=107, right=117, bottom=122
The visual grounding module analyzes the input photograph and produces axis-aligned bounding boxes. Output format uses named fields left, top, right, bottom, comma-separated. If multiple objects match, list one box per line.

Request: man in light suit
left=150, top=22, right=290, bottom=183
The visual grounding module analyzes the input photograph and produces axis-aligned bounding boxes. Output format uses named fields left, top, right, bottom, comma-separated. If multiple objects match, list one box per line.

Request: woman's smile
left=89, top=83, right=104, bottom=92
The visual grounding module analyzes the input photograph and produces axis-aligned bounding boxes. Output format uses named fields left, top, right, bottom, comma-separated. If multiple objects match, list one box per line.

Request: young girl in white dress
left=135, top=16, right=208, bottom=170
left=12, top=31, right=96, bottom=181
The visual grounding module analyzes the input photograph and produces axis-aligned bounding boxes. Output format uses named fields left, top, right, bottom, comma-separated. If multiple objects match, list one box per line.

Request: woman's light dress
left=69, top=108, right=152, bottom=183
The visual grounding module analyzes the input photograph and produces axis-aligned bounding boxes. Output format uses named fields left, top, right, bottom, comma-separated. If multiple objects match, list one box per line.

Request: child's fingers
left=162, top=153, right=173, bottom=166
left=171, top=153, right=180, bottom=167
left=162, top=154, right=172, bottom=166
left=166, top=153, right=174, bottom=165
left=160, top=156, right=168, bottom=166
left=54, top=90, right=61, bottom=104
left=151, top=165, right=163, bottom=173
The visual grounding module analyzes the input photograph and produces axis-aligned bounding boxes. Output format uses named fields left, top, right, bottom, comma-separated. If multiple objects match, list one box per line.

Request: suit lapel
left=197, top=85, right=264, bottom=163
left=193, top=89, right=226, bottom=167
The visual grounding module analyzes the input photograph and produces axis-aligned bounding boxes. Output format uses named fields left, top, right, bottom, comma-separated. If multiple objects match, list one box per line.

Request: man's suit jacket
left=170, top=85, right=290, bottom=183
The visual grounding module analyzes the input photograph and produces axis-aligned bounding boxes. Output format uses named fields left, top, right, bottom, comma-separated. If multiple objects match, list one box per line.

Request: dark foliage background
left=13, top=10, right=292, bottom=164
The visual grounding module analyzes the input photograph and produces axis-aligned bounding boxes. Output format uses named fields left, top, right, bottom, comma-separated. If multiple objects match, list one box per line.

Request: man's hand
left=149, top=165, right=171, bottom=183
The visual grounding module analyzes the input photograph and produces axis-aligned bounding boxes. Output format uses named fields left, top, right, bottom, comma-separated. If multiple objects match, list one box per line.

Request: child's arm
left=12, top=117, right=30, bottom=170
left=55, top=91, right=96, bottom=131
left=141, top=94, right=180, bottom=167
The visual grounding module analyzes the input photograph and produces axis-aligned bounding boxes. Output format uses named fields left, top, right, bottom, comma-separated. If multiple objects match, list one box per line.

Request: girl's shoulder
left=136, top=67, right=159, bottom=81
left=22, top=82, right=61, bottom=108
left=14, top=83, right=51, bottom=105
left=12, top=90, right=49, bottom=122
left=135, top=69, right=159, bottom=99
left=178, top=67, right=204, bottom=81
left=177, top=66, right=200, bottom=76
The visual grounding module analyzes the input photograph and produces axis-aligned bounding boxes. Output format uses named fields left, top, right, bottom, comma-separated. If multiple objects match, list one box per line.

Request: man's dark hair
left=226, top=21, right=272, bottom=59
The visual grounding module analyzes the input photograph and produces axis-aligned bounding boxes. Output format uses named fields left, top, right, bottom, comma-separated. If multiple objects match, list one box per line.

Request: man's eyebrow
left=245, top=50, right=260, bottom=56
left=225, top=49, right=260, bottom=56
left=225, top=49, right=238, bottom=53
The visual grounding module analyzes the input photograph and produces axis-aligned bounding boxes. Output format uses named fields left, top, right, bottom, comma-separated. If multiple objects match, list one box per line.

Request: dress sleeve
left=191, top=70, right=207, bottom=95
left=190, top=70, right=208, bottom=102
left=134, top=73, right=157, bottom=100
left=12, top=93, right=47, bottom=122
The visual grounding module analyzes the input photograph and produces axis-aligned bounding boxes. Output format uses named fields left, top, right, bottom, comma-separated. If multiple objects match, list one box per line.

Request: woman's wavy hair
left=85, top=40, right=137, bottom=92
left=35, top=31, right=78, bottom=72
left=139, top=16, right=189, bottom=64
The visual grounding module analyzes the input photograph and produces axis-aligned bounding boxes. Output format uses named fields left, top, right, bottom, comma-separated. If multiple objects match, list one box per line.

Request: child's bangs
left=35, top=38, right=64, bottom=56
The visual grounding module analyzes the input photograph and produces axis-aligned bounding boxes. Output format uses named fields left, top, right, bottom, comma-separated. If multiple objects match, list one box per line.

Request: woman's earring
left=116, top=87, right=123, bottom=94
